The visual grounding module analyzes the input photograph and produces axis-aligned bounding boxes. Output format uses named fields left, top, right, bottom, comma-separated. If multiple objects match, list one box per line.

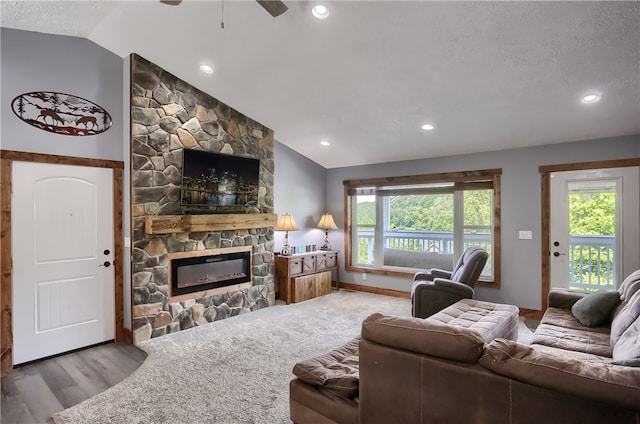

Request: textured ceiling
left=2, top=1, right=639, bottom=168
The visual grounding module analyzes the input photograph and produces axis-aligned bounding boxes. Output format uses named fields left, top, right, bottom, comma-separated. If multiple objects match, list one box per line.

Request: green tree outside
left=355, top=190, right=615, bottom=281
left=355, top=191, right=492, bottom=262
left=569, top=192, right=616, bottom=289
left=569, top=192, right=615, bottom=235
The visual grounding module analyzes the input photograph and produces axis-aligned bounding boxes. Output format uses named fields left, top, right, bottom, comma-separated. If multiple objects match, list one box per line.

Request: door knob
left=553, top=252, right=566, bottom=257
left=100, top=261, right=111, bottom=267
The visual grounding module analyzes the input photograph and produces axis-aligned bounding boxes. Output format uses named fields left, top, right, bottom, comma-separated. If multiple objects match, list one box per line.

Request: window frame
left=343, top=168, right=502, bottom=287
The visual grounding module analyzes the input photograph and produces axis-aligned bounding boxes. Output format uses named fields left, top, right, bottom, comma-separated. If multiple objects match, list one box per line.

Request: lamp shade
left=275, top=213, right=299, bottom=231
left=317, top=213, right=338, bottom=230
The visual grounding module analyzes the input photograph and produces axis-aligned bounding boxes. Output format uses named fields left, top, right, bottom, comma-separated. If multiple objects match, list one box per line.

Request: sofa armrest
left=414, top=268, right=452, bottom=281
left=292, top=337, right=360, bottom=398
left=548, top=288, right=589, bottom=309
left=433, top=278, right=474, bottom=297
left=479, top=338, right=640, bottom=411
left=361, top=313, right=485, bottom=363
left=430, top=268, right=452, bottom=278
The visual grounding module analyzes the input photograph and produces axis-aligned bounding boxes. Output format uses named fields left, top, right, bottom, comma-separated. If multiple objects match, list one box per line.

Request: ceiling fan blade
left=160, top=0, right=183, bottom=5
left=256, top=0, right=288, bottom=17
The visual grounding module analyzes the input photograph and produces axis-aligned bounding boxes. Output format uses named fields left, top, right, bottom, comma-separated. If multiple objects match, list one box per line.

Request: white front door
left=12, top=161, right=115, bottom=365
left=550, top=167, right=640, bottom=290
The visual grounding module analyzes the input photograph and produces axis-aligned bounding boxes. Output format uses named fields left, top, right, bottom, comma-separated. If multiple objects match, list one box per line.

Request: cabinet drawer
left=303, top=256, right=315, bottom=273
left=326, top=253, right=337, bottom=268
left=316, top=254, right=327, bottom=270
left=289, top=258, right=303, bottom=275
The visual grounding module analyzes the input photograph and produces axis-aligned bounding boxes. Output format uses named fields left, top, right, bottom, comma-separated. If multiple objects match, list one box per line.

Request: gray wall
left=326, top=135, right=640, bottom=310
left=1, top=28, right=124, bottom=160
left=274, top=141, right=329, bottom=253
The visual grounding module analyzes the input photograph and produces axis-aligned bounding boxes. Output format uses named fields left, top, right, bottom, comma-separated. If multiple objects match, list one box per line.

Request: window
left=344, top=169, right=501, bottom=286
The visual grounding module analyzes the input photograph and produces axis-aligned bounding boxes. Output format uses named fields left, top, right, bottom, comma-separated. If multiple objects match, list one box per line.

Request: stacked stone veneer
left=130, top=54, right=276, bottom=344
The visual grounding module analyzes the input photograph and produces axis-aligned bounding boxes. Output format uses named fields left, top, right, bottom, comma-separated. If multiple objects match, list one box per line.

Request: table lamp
left=275, top=213, right=299, bottom=255
left=317, top=213, right=338, bottom=250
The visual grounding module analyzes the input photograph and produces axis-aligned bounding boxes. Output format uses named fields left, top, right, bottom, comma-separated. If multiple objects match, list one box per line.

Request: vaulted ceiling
left=2, top=1, right=639, bottom=168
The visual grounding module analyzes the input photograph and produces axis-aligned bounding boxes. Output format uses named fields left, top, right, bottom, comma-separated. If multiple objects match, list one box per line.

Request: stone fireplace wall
left=130, top=54, right=276, bottom=344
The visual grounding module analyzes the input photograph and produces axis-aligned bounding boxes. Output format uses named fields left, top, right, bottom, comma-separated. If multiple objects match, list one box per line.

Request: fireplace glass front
left=170, top=251, right=251, bottom=296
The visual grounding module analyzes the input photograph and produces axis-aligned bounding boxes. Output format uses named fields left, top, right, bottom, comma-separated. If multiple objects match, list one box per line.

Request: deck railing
left=356, top=230, right=491, bottom=270
left=567, top=235, right=616, bottom=291
left=356, top=230, right=616, bottom=290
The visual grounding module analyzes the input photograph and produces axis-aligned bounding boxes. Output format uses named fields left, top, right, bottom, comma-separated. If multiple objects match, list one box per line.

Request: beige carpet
left=52, top=291, right=410, bottom=424
left=517, top=316, right=536, bottom=344
left=52, top=291, right=534, bottom=424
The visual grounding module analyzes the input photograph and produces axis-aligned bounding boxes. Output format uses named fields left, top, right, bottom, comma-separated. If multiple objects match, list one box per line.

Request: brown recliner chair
left=411, top=246, right=488, bottom=318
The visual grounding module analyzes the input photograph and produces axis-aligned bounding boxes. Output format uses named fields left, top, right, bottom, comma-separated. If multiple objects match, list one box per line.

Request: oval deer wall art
left=11, top=91, right=112, bottom=136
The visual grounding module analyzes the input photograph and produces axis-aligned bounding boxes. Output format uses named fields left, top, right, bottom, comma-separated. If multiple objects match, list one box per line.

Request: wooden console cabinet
left=275, top=250, right=339, bottom=304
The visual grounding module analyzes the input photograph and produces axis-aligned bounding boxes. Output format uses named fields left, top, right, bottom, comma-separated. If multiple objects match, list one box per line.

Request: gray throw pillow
left=571, top=290, right=621, bottom=327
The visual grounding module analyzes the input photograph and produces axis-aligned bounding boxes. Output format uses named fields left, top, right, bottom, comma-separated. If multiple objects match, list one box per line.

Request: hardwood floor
left=1, top=341, right=146, bottom=424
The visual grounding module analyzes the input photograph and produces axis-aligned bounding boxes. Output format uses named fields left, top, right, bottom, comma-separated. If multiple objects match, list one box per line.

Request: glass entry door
left=550, top=167, right=639, bottom=291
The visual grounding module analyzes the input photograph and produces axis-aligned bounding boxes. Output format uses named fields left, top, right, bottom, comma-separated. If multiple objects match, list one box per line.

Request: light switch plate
left=519, top=230, right=533, bottom=240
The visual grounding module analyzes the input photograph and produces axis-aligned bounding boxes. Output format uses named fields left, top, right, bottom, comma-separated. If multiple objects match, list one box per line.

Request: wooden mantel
left=145, top=213, right=277, bottom=235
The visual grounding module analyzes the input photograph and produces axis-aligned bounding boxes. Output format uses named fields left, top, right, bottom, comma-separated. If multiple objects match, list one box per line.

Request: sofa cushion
left=361, top=313, right=485, bottom=363
left=292, top=338, right=360, bottom=398
left=612, top=316, right=640, bottom=364
left=532, top=323, right=613, bottom=357
left=540, top=307, right=610, bottom=333
left=428, top=298, right=520, bottom=342
left=479, top=338, right=640, bottom=410
left=571, top=290, right=621, bottom=327
left=611, top=289, right=640, bottom=346
left=529, top=343, right=610, bottom=362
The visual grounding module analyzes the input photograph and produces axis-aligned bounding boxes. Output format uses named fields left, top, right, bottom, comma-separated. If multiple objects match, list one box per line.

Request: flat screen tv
left=180, top=149, right=260, bottom=213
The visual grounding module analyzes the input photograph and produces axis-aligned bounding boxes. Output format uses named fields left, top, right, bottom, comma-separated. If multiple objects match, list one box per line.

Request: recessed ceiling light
left=421, top=124, right=435, bottom=131
left=312, top=4, right=329, bottom=19
left=199, top=64, right=214, bottom=74
left=320, top=140, right=330, bottom=146
left=581, top=92, right=601, bottom=104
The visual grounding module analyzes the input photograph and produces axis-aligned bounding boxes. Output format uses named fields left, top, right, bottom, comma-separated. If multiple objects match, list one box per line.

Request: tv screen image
left=180, top=149, right=260, bottom=213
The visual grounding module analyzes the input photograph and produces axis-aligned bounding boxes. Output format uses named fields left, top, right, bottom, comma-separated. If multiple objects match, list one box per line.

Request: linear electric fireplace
left=169, top=247, right=252, bottom=297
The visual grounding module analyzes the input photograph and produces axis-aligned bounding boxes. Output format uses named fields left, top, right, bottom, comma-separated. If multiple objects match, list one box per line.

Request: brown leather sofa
left=290, top=271, right=640, bottom=424
left=290, top=299, right=520, bottom=423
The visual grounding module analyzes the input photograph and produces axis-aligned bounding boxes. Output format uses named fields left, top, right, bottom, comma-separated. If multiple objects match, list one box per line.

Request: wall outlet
left=362, top=272, right=367, bottom=281
left=518, top=230, right=533, bottom=240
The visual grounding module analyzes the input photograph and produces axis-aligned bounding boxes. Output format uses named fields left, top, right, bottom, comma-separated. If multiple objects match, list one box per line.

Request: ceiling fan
left=160, top=0, right=288, bottom=18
